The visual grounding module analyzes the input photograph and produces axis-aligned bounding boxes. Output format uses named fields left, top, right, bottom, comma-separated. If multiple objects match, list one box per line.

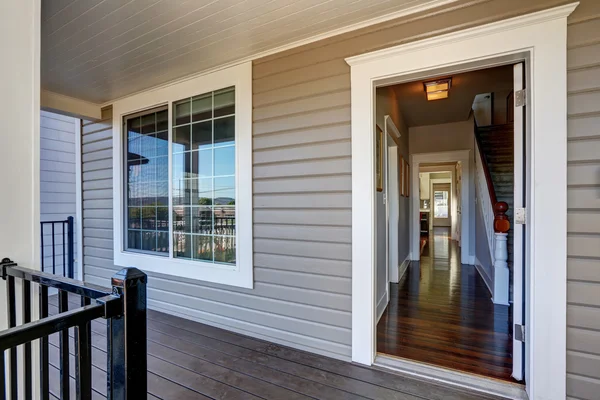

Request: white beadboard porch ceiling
left=41, top=0, right=454, bottom=104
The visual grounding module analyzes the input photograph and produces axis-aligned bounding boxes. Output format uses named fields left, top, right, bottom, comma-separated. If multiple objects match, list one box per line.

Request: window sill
left=114, top=250, right=253, bottom=289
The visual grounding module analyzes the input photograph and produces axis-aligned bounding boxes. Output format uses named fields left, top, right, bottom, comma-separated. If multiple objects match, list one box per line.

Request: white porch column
left=0, top=0, right=41, bottom=397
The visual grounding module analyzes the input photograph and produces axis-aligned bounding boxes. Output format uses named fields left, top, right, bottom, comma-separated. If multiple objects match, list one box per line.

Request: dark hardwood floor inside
left=377, top=227, right=514, bottom=381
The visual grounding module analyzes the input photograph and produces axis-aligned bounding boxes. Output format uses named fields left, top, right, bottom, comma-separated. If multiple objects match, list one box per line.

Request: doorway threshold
left=374, top=354, right=528, bottom=400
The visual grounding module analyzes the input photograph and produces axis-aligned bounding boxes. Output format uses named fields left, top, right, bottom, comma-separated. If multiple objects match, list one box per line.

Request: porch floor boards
left=47, top=293, right=506, bottom=399
left=377, top=227, right=514, bottom=382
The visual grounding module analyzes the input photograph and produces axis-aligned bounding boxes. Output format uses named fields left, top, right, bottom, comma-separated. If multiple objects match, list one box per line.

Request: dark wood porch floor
left=377, top=228, right=514, bottom=381
left=47, top=293, right=509, bottom=399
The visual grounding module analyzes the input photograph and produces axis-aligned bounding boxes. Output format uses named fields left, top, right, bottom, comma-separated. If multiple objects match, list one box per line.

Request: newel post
left=107, top=268, right=147, bottom=400
left=493, top=202, right=510, bottom=305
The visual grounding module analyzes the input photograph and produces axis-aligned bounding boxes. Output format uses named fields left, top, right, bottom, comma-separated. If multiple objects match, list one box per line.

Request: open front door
left=512, top=62, right=525, bottom=381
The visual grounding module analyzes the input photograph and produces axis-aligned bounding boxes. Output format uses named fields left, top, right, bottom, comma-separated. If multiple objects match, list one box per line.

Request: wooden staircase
left=476, top=124, right=514, bottom=272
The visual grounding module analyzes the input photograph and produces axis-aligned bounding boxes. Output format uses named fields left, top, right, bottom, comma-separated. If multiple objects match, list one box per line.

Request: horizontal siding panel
left=254, top=224, right=351, bottom=243
left=83, top=169, right=112, bottom=181
left=83, top=208, right=113, bottom=220
left=568, top=235, right=600, bottom=258
left=83, top=129, right=113, bottom=144
left=568, top=90, right=600, bottom=115
left=40, top=127, right=75, bottom=142
left=254, top=175, right=351, bottom=194
left=254, top=267, right=350, bottom=295
left=82, top=138, right=113, bottom=153
left=41, top=150, right=75, bottom=163
left=253, top=124, right=350, bottom=150
left=82, top=158, right=112, bottom=172
left=568, top=114, right=600, bottom=139
left=254, top=193, right=351, bottom=209
left=40, top=170, right=75, bottom=183
left=254, top=209, right=351, bottom=226
left=83, top=199, right=113, bottom=210
left=254, top=157, right=351, bottom=179
left=254, top=90, right=350, bottom=121
left=83, top=218, right=113, bottom=229
left=82, top=119, right=112, bottom=135
left=254, top=107, right=350, bottom=136
left=568, top=66, right=600, bottom=93
left=39, top=192, right=75, bottom=204
left=568, top=18, right=600, bottom=49
left=568, top=43, right=600, bottom=70
left=567, top=327, right=600, bottom=354
left=82, top=149, right=112, bottom=163
left=568, top=258, right=600, bottom=283
left=254, top=238, right=351, bottom=261
left=41, top=138, right=74, bottom=153
left=567, top=164, right=600, bottom=186
left=40, top=116, right=75, bottom=132
left=566, top=374, right=600, bottom=400
left=83, top=178, right=113, bottom=191
left=83, top=255, right=116, bottom=271
left=568, top=138, right=600, bottom=162
left=568, top=281, right=600, bottom=306
left=568, top=211, right=600, bottom=233
left=41, top=160, right=75, bottom=173
left=567, top=351, right=600, bottom=378
left=84, top=237, right=113, bottom=250
left=40, top=203, right=74, bottom=215
left=82, top=189, right=113, bottom=201
left=83, top=246, right=113, bottom=260
left=253, top=74, right=349, bottom=107
left=253, top=59, right=349, bottom=94
left=568, top=187, right=600, bottom=210
left=568, top=305, right=600, bottom=331
left=83, top=227, right=113, bottom=240
left=254, top=253, right=350, bottom=278
left=254, top=141, right=351, bottom=164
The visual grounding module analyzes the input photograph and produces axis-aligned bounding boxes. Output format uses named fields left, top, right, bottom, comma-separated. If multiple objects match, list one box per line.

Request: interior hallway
left=377, top=228, right=514, bottom=381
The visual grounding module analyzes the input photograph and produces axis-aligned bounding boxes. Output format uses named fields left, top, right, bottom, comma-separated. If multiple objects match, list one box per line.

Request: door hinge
left=515, top=89, right=526, bottom=107
left=515, top=207, right=526, bottom=225
left=515, top=324, right=526, bottom=343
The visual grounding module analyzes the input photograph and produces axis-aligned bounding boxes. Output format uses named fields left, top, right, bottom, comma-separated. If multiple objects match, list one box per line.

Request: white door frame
left=411, top=151, right=472, bottom=264
left=387, top=141, right=400, bottom=284
left=346, top=4, right=575, bottom=399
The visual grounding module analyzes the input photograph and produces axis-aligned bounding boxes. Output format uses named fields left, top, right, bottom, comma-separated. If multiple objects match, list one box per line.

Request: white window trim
left=346, top=3, right=577, bottom=399
left=112, top=62, right=253, bottom=289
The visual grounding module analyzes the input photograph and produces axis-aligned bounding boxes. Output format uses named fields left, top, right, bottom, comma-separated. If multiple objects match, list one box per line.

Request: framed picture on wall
left=399, top=156, right=405, bottom=196
left=376, top=126, right=384, bottom=192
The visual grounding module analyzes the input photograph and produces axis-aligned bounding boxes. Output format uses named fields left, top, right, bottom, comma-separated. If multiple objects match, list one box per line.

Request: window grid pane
left=125, top=109, right=169, bottom=255
left=172, top=87, right=236, bottom=265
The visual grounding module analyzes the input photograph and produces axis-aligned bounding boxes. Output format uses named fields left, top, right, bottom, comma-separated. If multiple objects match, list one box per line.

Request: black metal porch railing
left=0, top=258, right=147, bottom=400
left=41, top=216, right=74, bottom=278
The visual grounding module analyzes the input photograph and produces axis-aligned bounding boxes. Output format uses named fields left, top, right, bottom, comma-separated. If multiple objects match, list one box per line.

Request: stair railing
left=474, top=122, right=510, bottom=304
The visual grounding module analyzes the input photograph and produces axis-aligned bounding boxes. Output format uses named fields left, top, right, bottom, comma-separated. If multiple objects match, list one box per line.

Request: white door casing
left=512, top=62, right=526, bottom=381
left=346, top=4, right=575, bottom=399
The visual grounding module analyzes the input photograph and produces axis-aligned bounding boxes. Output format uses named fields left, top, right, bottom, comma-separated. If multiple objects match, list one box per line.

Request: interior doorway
left=374, top=63, right=523, bottom=383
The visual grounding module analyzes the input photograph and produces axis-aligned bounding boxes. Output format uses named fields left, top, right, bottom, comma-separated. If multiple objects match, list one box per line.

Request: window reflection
left=172, top=87, right=236, bottom=264
left=125, top=108, right=169, bottom=254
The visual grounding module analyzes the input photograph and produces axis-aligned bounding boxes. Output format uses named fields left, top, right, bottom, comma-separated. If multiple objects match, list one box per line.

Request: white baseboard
left=376, top=291, right=388, bottom=323
left=474, top=257, right=494, bottom=300
left=398, top=254, right=411, bottom=281
left=374, top=355, right=527, bottom=400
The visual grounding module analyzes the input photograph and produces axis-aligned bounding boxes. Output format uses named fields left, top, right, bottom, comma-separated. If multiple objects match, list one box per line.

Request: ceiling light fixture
left=424, top=78, right=452, bottom=101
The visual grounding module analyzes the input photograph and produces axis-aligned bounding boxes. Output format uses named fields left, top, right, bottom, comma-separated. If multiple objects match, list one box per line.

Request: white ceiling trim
left=100, top=0, right=459, bottom=107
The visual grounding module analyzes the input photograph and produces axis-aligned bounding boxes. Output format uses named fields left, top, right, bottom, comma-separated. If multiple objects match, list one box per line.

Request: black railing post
left=107, top=268, right=147, bottom=400
left=67, top=216, right=74, bottom=279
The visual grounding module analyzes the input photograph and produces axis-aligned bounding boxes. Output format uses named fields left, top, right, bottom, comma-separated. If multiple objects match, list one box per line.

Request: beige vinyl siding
left=566, top=10, right=600, bottom=399
left=40, top=111, right=78, bottom=277
left=79, top=0, right=600, bottom=373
